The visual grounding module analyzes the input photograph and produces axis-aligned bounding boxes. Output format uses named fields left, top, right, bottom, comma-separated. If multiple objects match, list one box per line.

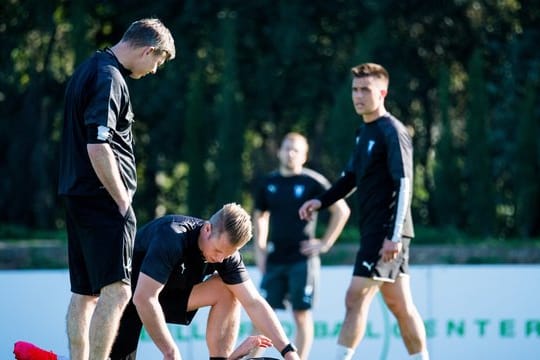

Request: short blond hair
left=209, top=203, right=253, bottom=247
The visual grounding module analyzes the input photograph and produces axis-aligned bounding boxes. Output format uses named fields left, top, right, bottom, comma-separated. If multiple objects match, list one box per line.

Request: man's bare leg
left=292, top=309, right=313, bottom=360
left=88, top=282, right=131, bottom=360
left=381, top=275, right=428, bottom=356
left=337, top=276, right=380, bottom=349
left=189, top=276, right=241, bottom=357
left=67, top=294, right=97, bottom=360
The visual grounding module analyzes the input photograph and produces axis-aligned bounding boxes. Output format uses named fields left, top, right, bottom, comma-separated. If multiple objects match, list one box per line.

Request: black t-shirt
left=254, top=168, right=330, bottom=264
left=58, top=48, right=137, bottom=197
left=319, top=113, right=414, bottom=239
left=132, top=215, right=249, bottom=292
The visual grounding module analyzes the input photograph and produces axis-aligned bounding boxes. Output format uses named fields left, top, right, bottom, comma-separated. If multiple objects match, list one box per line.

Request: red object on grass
left=13, top=341, right=58, bottom=360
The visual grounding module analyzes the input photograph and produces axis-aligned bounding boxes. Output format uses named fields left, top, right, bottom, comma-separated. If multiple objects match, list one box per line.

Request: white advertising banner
left=1, top=265, right=539, bottom=359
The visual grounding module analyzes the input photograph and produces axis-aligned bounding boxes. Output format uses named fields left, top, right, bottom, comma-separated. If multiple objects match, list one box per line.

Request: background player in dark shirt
left=57, top=18, right=175, bottom=360
left=252, top=132, right=350, bottom=359
left=110, top=203, right=300, bottom=360
left=299, top=63, right=429, bottom=360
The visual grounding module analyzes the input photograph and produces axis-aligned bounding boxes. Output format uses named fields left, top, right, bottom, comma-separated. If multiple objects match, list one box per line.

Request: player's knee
left=210, top=276, right=240, bottom=310
left=385, top=297, right=409, bottom=318
left=344, top=288, right=362, bottom=309
left=221, top=286, right=240, bottom=310
left=102, top=281, right=132, bottom=305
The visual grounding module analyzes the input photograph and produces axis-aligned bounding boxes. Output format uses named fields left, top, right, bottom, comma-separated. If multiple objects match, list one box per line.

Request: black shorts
left=159, top=285, right=199, bottom=325
left=109, top=285, right=198, bottom=360
left=64, top=195, right=136, bottom=295
left=352, top=234, right=411, bottom=282
left=261, top=257, right=320, bottom=311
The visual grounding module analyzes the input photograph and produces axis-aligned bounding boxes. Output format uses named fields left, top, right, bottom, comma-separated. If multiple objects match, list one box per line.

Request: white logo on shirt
left=97, top=125, right=111, bottom=141
left=367, top=140, right=376, bottom=154
left=267, top=184, right=277, bottom=193
left=294, top=185, right=305, bottom=198
left=180, top=262, right=186, bottom=274
left=170, top=222, right=186, bottom=234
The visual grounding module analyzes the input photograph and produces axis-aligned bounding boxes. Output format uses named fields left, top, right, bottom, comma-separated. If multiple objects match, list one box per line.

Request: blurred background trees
left=1, top=0, right=539, bottom=240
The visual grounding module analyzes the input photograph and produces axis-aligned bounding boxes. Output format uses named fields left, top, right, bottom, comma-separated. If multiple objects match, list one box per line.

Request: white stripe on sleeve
left=391, top=177, right=410, bottom=243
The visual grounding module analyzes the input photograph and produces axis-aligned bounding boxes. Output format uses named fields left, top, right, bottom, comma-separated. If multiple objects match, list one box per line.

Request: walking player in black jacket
left=299, top=63, right=429, bottom=360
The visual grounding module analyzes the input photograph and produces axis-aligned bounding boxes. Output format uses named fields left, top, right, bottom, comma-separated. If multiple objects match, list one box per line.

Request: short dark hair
left=121, top=18, right=176, bottom=60
left=351, top=63, right=389, bottom=83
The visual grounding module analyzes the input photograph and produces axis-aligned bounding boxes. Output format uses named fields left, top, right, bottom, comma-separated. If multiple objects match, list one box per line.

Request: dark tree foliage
left=1, top=0, right=539, bottom=239
left=464, top=50, right=495, bottom=236
left=432, top=65, right=462, bottom=229
left=215, top=10, right=245, bottom=208
left=514, top=72, right=540, bottom=237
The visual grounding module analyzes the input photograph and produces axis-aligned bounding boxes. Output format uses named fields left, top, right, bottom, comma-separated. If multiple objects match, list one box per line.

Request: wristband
left=280, top=343, right=297, bottom=357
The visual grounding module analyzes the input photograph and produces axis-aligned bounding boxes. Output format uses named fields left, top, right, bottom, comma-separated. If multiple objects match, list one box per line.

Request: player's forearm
left=321, top=200, right=351, bottom=252
left=253, top=234, right=267, bottom=265
left=245, top=298, right=290, bottom=352
left=254, top=247, right=267, bottom=273
left=135, top=299, right=178, bottom=357
left=388, top=177, right=411, bottom=242
left=253, top=212, right=270, bottom=271
left=87, top=143, right=131, bottom=212
left=317, top=172, right=356, bottom=210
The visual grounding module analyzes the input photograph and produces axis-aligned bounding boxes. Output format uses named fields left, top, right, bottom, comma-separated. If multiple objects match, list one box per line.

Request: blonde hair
left=209, top=203, right=253, bottom=247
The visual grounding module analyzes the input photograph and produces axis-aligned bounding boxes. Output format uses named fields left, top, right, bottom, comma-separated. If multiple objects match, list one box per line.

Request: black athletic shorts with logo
left=64, top=194, right=136, bottom=295
left=261, top=256, right=320, bottom=311
left=352, top=233, right=411, bottom=282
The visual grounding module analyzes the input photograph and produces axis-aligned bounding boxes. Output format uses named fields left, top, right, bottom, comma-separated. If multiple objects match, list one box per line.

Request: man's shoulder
left=258, top=170, right=281, bottom=184
left=266, top=169, right=329, bottom=184
left=69, top=52, right=124, bottom=96
left=380, top=113, right=407, bottom=129
left=66, top=52, right=100, bottom=90
left=84, top=50, right=124, bottom=81
left=166, top=215, right=203, bottom=232
left=267, top=169, right=281, bottom=177
left=300, top=168, right=330, bottom=186
left=140, top=215, right=201, bottom=237
left=72, top=50, right=114, bottom=74
left=376, top=114, right=411, bottom=139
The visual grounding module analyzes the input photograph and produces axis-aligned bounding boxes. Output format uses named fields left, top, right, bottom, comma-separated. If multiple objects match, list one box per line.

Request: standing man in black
left=58, top=18, right=175, bottom=360
left=252, top=132, right=350, bottom=359
left=299, top=63, right=429, bottom=360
